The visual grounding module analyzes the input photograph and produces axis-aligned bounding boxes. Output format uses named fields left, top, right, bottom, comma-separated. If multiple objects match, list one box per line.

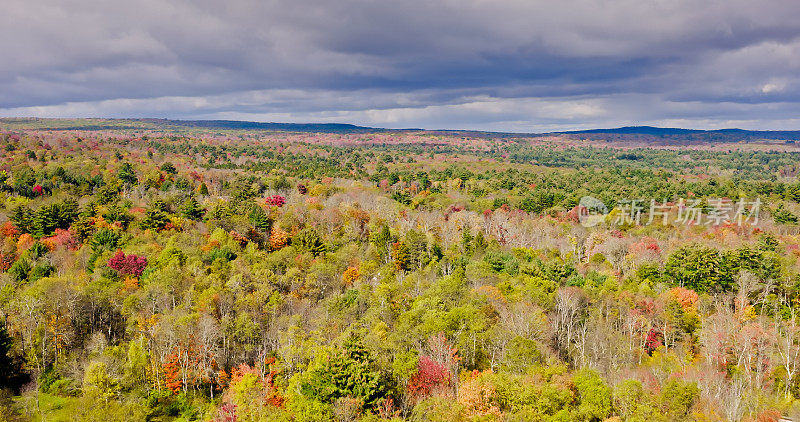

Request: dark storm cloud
left=3, top=0, right=800, bottom=130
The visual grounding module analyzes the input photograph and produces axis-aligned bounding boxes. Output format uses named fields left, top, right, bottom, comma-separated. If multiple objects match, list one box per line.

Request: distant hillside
left=156, top=119, right=396, bottom=133
left=2, top=118, right=800, bottom=142
left=0, top=118, right=411, bottom=134
left=554, top=125, right=800, bottom=142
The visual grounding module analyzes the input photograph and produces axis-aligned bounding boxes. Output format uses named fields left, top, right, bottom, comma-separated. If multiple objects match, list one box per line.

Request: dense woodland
left=1, top=123, right=800, bottom=421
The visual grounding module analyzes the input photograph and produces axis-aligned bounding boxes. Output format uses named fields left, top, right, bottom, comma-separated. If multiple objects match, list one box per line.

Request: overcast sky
left=3, top=0, right=800, bottom=132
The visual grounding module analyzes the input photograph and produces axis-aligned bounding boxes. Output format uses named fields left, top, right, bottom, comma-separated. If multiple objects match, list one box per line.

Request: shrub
left=203, top=247, right=237, bottom=264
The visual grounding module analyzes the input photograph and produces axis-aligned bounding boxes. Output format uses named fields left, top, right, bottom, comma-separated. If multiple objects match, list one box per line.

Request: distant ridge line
left=2, top=118, right=800, bottom=139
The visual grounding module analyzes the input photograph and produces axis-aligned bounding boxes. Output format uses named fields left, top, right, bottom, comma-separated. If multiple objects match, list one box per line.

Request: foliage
left=0, top=124, right=796, bottom=421
left=665, top=244, right=734, bottom=292
left=107, top=250, right=148, bottom=277
left=572, top=369, right=612, bottom=421
left=291, top=335, right=388, bottom=412
left=292, top=227, right=327, bottom=256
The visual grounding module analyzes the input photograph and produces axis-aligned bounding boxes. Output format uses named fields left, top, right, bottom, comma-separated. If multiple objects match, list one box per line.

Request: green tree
left=7, top=259, right=32, bottom=283
left=9, top=205, right=33, bottom=233
left=91, top=229, right=121, bottom=255
left=118, top=162, right=137, bottom=185
left=83, top=361, right=121, bottom=402
left=370, top=223, right=392, bottom=263
left=159, top=162, right=177, bottom=174
left=665, top=244, right=734, bottom=292
left=292, top=335, right=388, bottom=411
left=12, top=167, right=36, bottom=198
left=573, top=369, right=612, bottom=422
left=520, top=190, right=562, bottom=214
left=122, top=339, right=149, bottom=390
left=248, top=205, right=271, bottom=231
left=293, top=227, right=327, bottom=256
left=31, top=199, right=78, bottom=237
left=96, top=180, right=122, bottom=205
left=659, top=379, right=699, bottom=421
left=180, top=197, right=205, bottom=221
left=614, top=379, right=663, bottom=422
left=140, top=201, right=170, bottom=230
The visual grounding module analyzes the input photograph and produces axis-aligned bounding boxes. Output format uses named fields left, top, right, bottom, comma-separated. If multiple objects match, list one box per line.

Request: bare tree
left=551, top=287, right=587, bottom=366
left=775, top=301, right=800, bottom=398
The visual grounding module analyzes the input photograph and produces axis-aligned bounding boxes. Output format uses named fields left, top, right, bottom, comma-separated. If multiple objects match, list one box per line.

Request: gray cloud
left=2, top=0, right=800, bottom=130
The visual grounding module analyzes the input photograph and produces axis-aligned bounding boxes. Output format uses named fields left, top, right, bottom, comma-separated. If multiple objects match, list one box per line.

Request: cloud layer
left=3, top=0, right=800, bottom=131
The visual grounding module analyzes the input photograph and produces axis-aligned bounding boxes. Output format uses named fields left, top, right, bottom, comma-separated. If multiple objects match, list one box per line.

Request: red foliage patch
left=265, top=195, right=286, bottom=207
left=107, top=249, right=148, bottom=277
left=407, top=355, right=451, bottom=401
left=42, top=229, right=80, bottom=251
left=644, top=328, right=663, bottom=355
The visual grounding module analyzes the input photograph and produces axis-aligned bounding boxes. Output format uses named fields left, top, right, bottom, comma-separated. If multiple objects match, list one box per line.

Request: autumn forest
left=0, top=118, right=800, bottom=421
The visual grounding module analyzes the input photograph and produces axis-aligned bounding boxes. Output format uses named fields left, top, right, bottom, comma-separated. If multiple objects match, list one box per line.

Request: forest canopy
left=0, top=122, right=798, bottom=421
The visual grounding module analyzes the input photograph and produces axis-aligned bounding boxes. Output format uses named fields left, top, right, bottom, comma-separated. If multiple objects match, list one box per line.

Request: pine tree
left=118, top=162, right=138, bottom=185
left=297, top=334, right=387, bottom=410
left=248, top=205, right=272, bottom=232
left=181, top=197, right=205, bottom=221
left=10, top=206, right=32, bottom=234
left=58, top=198, right=79, bottom=227
left=461, top=224, right=474, bottom=256
left=293, top=227, right=327, bottom=256
left=140, top=201, right=170, bottom=231
left=371, top=224, right=392, bottom=263
left=32, top=205, right=58, bottom=238
left=159, top=162, right=177, bottom=175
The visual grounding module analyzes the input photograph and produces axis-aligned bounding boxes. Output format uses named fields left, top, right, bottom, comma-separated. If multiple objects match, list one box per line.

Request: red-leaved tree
left=107, top=249, right=148, bottom=277
left=407, top=355, right=451, bottom=401
left=265, top=195, right=286, bottom=207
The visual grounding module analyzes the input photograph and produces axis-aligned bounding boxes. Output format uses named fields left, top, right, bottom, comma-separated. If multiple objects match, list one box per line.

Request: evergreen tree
left=181, top=197, right=205, bottom=221
left=293, top=227, right=327, bottom=256
left=9, top=205, right=33, bottom=234
left=665, top=244, right=734, bottom=293
left=232, top=179, right=256, bottom=203
left=159, top=162, right=177, bottom=175
left=140, top=200, right=170, bottom=230
left=90, top=229, right=122, bottom=255
left=118, top=162, right=138, bottom=185
left=296, top=334, right=387, bottom=410
left=461, top=224, right=474, bottom=256
left=248, top=205, right=271, bottom=231
left=12, top=167, right=36, bottom=198
left=371, top=224, right=392, bottom=263
left=95, top=179, right=122, bottom=205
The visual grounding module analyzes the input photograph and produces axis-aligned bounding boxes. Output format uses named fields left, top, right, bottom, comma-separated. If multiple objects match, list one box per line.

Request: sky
left=3, top=0, right=800, bottom=132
